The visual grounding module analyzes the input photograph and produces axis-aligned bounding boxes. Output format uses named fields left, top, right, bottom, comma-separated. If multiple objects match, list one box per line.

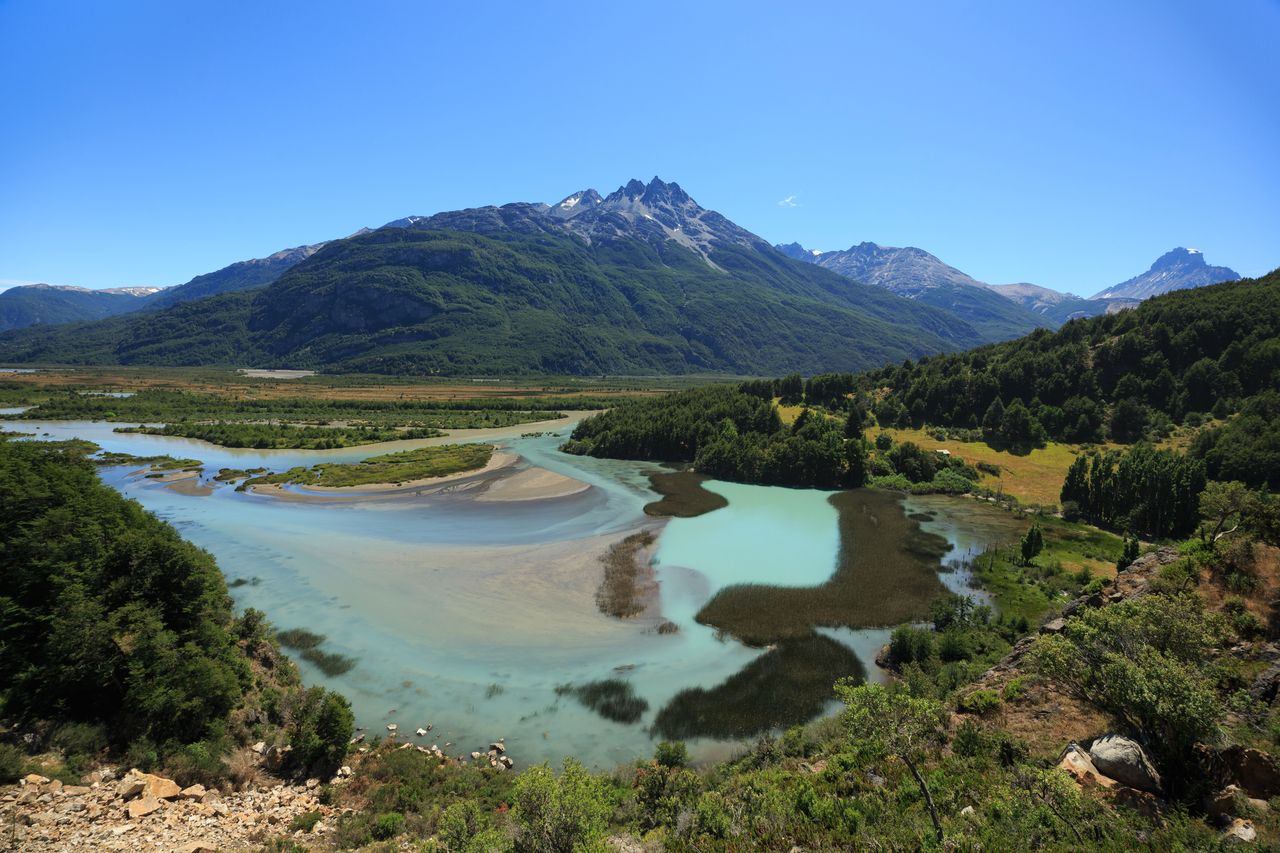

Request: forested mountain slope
left=0, top=222, right=984, bottom=376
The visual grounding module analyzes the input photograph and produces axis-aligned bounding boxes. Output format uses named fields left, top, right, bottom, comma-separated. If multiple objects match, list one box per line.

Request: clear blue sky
left=2, top=0, right=1277, bottom=295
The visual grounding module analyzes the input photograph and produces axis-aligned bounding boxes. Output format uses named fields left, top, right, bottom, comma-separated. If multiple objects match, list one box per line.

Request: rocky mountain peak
left=1093, top=247, right=1240, bottom=300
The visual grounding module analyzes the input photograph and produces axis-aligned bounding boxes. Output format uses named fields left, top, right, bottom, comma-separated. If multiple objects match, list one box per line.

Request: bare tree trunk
left=903, top=754, right=943, bottom=845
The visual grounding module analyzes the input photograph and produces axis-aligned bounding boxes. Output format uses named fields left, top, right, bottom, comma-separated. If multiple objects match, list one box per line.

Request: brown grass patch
left=595, top=530, right=660, bottom=619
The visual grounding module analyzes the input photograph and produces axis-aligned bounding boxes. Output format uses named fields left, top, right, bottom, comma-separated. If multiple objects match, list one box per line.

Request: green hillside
left=0, top=227, right=984, bottom=376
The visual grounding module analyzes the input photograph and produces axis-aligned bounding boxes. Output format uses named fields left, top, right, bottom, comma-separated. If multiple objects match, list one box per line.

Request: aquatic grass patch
left=556, top=679, right=649, bottom=724
left=277, top=628, right=326, bottom=650
left=651, top=633, right=864, bottom=740
left=643, top=471, right=728, bottom=518
left=595, top=530, right=658, bottom=618
left=694, top=489, right=952, bottom=645
left=301, top=648, right=357, bottom=677
left=244, top=443, right=493, bottom=489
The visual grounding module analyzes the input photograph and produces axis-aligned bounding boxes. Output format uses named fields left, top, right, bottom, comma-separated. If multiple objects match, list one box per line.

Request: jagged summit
left=1093, top=247, right=1240, bottom=300
left=388, top=177, right=766, bottom=265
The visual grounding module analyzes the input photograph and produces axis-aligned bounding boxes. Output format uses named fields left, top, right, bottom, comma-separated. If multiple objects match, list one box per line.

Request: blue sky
left=1, top=0, right=1277, bottom=295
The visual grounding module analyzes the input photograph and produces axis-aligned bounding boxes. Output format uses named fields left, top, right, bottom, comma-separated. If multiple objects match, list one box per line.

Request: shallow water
left=2, top=418, right=1002, bottom=767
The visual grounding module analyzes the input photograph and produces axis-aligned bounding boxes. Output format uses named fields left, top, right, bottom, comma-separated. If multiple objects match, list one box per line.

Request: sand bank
left=474, top=465, right=590, bottom=502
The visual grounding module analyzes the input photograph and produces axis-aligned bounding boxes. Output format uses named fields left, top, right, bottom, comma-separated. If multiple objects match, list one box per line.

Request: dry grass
left=595, top=530, right=659, bottom=619
left=1, top=367, right=669, bottom=403
left=878, top=427, right=1112, bottom=506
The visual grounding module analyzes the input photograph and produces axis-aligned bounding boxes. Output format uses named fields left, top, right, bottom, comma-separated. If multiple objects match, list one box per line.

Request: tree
left=1116, top=535, right=1140, bottom=572
left=837, top=682, right=946, bottom=844
left=1020, top=525, right=1044, bottom=565
left=1061, top=455, right=1090, bottom=509
left=982, top=397, right=1006, bottom=441
left=1198, top=480, right=1253, bottom=542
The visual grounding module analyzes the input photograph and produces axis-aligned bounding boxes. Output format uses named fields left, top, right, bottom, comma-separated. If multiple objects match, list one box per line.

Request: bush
left=440, top=800, right=484, bottom=850
left=958, top=689, right=1001, bottom=715
left=888, top=626, right=935, bottom=667
left=513, top=758, right=611, bottom=853
left=289, top=810, right=323, bottom=833
left=0, top=744, right=27, bottom=783
left=51, top=722, right=108, bottom=759
left=282, top=687, right=353, bottom=774
left=371, top=811, right=405, bottom=840
left=655, top=740, right=688, bottom=769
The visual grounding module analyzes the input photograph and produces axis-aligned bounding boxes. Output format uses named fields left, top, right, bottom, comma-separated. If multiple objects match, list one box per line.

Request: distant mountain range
left=0, top=244, right=324, bottom=332
left=0, top=177, right=1248, bottom=376
left=776, top=241, right=1240, bottom=326
left=0, top=179, right=985, bottom=375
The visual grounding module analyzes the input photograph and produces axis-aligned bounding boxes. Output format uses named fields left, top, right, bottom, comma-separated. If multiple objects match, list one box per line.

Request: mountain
left=1092, top=247, right=1240, bottom=300
left=0, top=284, right=162, bottom=332
left=0, top=244, right=324, bottom=334
left=139, top=243, right=324, bottom=311
left=985, top=282, right=1130, bottom=324
left=775, top=241, right=1054, bottom=341
left=0, top=178, right=989, bottom=376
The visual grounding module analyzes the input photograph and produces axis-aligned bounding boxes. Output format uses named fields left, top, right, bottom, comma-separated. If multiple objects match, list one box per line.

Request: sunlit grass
left=878, top=427, right=1104, bottom=506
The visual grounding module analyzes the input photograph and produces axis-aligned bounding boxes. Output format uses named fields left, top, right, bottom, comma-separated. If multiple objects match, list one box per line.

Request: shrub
left=440, top=800, right=484, bottom=850
left=371, top=811, right=405, bottom=840
left=513, top=758, right=610, bottom=853
left=655, top=741, right=688, bottom=769
left=51, top=722, right=108, bottom=759
left=282, top=687, right=353, bottom=773
left=888, top=626, right=935, bottom=666
left=875, top=433, right=893, bottom=451
left=289, top=810, right=323, bottom=833
left=958, top=689, right=1001, bottom=715
left=0, top=744, right=26, bottom=783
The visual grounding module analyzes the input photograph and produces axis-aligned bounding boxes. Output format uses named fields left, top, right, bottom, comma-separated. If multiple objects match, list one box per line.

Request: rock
left=117, top=779, right=146, bottom=800
left=1110, top=785, right=1162, bottom=821
left=177, top=843, right=218, bottom=853
left=127, top=795, right=162, bottom=818
left=1040, top=618, right=1067, bottom=634
left=1221, top=746, right=1280, bottom=799
left=132, top=771, right=181, bottom=800
left=490, top=742, right=506, bottom=754
left=1224, top=818, right=1256, bottom=843
left=61, top=785, right=90, bottom=795
left=111, top=823, right=137, bottom=836
left=386, top=723, right=398, bottom=733
left=349, top=733, right=365, bottom=745
left=180, top=784, right=207, bottom=800
left=338, top=766, right=352, bottom=777
left=1089, top=735, right=1162, bottom=793
left=22, top=773, right=50, bottom=786
left=415, top=728, right=428, bottom=737
left=960, top=805, right=975, bottom=817
left=499, top=756, right=514, bottom=769
left=1058, top=743, right=1116, bottom=789
left=1208, top=785, right=1245, bottom=819
left=1249, top=662, right=1280, bottom=705
left=305, top=778, right=320, bottom=789
left=251, top=741, right=267, bottom=754
left=43, top=779, right=63, bottom=794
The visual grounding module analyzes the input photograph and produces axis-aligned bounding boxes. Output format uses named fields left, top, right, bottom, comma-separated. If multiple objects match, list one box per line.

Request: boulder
left=1221, top=746, right=1280, bottom=799
left=133, top=771, right=181, bottom=800
left=179, top=784, right=206, bottom=800
left=1223, top=818, right=1256, bottom=844
left=1089, top=735, right=1162, bottom=793
left=126, top=794, right=162, bottom=818
left=116, top=779, right=146, bottom=800
left=1058, top=743, right=1116, bottom=789
left=415, top=728, right=428, bottom=737
left=1208, top=785, right=1245, bottom=819
left=1040, top=618, right=1067, bottom=634
left=1249, top=662, right=1280, bottom=705
left=22, top=773, right=50, bottom=786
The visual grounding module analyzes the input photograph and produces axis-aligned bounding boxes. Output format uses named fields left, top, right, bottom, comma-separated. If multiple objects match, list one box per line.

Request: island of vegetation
left=242, top=443, right=495, bottom=490
left=115, top=422, right=445, bottom=449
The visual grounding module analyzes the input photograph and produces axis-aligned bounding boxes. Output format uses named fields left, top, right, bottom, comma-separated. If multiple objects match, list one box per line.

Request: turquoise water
left=1, top=417, right=985, bottom=767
